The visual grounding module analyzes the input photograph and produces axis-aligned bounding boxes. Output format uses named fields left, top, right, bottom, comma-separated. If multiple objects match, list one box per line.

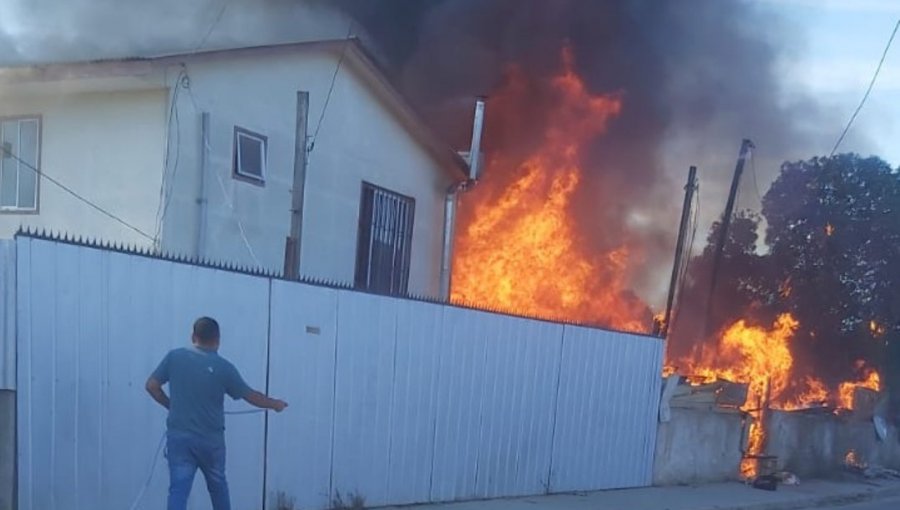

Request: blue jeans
left=166, top=430, right=231, bottom=510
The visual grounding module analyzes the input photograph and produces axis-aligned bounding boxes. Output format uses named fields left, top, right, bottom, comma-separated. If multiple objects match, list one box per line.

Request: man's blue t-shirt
left=151, top=347, right=251, bottom=439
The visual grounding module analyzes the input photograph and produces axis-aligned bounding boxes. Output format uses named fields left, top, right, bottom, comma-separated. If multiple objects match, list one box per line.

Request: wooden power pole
left=661, top=166, right=698, bottom=339
left=703, top=138, right=755, bottom=338
left=284, top=91, right=310, bottom=280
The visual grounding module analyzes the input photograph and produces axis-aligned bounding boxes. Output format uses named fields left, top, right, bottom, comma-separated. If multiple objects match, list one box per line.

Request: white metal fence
left=13, top=234, right=663, bottom=510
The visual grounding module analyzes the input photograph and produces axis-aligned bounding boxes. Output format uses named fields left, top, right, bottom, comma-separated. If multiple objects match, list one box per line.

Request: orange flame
left=845, top=450, right=866, bottom=469
left=676, top=314, right=799, bottom=409
left=451, top=48, right=650, bottom=332
left=838, top=368, right=881, bottom=410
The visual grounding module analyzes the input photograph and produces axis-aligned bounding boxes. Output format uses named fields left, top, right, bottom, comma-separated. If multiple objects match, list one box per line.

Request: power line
left=830, top=19, right=900, bottom=158
left=153, top=68, right=187, bottom=244
left=308, top=22, right=354, bottom=154
left=195, top=0, right=233, bottom=52
left=1, top=147, right=155, bottom=241
left=749, top=148, right=764, bottom=204
left=671, top=183, right=700, bottom=334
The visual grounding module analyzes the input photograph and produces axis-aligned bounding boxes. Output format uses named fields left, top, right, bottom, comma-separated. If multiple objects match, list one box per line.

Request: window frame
left=354, top=181, right=416, bottom=296
left=232, top=126, right=267, bottom=185
left=0, top=115, right=42, bottom=214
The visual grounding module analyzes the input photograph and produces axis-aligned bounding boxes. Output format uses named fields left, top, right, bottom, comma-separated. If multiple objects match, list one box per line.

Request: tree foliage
left=670, top=153, right=900, bottom=387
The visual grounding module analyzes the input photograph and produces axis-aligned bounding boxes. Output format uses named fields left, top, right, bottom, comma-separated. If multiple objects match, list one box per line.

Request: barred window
left=354, top=182, right=415, bottom=295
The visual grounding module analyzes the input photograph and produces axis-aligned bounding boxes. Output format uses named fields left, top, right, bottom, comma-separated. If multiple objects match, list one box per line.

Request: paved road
left=834, top=496, right=900, bottom=510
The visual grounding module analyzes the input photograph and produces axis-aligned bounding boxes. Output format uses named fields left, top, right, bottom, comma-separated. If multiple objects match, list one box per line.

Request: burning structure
left=330, top=0, right=897, bottom=481
left=3, top=0, right=896, bottom=483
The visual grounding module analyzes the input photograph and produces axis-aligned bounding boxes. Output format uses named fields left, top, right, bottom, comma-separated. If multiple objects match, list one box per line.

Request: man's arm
left=145, top=376, right=170, bottom=410
left=243, top=390, right=288, bottom=412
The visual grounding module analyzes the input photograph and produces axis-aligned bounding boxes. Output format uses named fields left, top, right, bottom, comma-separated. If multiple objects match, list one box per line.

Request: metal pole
left=439, top=98, right=486, bottom=300
left=196, top=111, right=210, bottom=259
left=703, top=139, right=754, bottom=338
left=661, top=166, right=697, bottom=338
left=284, top=91, right=309, bottom=279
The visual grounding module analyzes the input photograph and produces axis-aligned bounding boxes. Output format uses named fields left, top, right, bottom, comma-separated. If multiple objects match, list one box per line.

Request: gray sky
left=763, top=0, right=900, bottom=165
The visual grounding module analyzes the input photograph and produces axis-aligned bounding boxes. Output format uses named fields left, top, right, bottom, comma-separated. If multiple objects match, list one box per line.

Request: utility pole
left=703, top=138, right=755, bottom=339
left=284, top=91, right=309, bottom=280
left=660, top=166, right=698, bottom=339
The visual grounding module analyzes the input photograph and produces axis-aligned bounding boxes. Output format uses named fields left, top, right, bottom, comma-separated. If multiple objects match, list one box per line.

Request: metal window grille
left=354, top=183, right=415, bottom=295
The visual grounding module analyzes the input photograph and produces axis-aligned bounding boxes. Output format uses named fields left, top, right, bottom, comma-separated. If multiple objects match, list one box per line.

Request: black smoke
left=328, top=0, right=839, bottom=306
left=0, top=0, right=855, bottom=309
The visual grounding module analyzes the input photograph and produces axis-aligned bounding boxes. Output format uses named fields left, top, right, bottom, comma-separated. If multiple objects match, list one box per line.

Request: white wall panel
left=385, top=299, right=444, bottom=505
left=549, top=326, right=663, bottom=492
left=430, top=306, right=490, bottom=502
left=16, top=235, right=664, bottom=510
left=0, top=241, right=14, bottom=390
left=266, top=280, right=338, bottom=510
left=473, top=315, right=562, bottom=499
left=16, top=237, right=269, bottom=510
left=330, top=291, right=398, bottom=507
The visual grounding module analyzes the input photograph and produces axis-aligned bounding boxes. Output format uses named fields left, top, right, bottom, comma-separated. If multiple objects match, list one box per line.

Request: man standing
left=145, top=317, right=288, bottom=510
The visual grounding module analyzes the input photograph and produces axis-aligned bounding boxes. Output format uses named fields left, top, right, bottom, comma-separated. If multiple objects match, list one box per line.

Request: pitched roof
left=0, top=38, right=470, bottom=178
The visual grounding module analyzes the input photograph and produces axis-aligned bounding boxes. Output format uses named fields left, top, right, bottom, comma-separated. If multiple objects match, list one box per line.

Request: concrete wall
left=652, top=407, right=900, bottom=485
left=767, top=411, right=900, bottom=478
left=160, top=46, right=456, bottom=297
left=0, top=390, right=13, bottom=510
left=653, top=408, right=745, bottom=485
left=0, top=86, right=167, bottom=247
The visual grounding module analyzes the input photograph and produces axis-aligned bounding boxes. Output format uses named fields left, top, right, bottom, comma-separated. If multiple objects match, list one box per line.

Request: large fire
left=450, top=48, right=650, bottom=332
left=668, top=313, right=882, bottom=412
left=668, top=313, right=883, bottom=478
left=447, top=44, right=885, bottom=481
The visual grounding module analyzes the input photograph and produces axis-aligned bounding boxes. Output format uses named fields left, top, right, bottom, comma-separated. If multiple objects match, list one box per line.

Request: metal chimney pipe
left=467, top=98, right=485, bottom=180
left=439, top=98, right=486, bottom=300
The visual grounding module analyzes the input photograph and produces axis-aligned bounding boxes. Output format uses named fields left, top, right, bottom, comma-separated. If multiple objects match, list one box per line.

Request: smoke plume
left=327, top=0, right=845, bottom=305
left=0, top=0, right=863, bottom=310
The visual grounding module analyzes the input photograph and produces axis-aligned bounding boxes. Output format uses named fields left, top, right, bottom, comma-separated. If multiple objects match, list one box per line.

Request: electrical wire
left=214, top=170, right=263, bottom=268
left=0, top=147, right=155, bottom=241
left=673, top=186, right=700, bottom=331
left=181, top=82, right=264, bottom=270
left=195, top=0, right=233, bottom=53
left=154, top=69, right=187, bottom=245
left=308, top=22, right=354, bottom=154
left=748, top=148, right=764, bottom=204
left=127, top=408, right=266, bottom=510
left=829, top=19, right=900, bottom=158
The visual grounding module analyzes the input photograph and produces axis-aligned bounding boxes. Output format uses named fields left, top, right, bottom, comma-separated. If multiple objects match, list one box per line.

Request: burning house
left=2, top=0, right=899, bottom=493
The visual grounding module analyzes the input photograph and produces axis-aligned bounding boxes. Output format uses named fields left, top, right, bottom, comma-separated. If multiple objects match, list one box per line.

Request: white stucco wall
left=162, top=46, right=456, bottom=297
left=0, top=88, right=167, bottom=246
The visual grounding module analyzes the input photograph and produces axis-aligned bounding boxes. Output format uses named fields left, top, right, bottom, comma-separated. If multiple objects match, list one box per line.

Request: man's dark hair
left=193, top=317, right=220, bottom=343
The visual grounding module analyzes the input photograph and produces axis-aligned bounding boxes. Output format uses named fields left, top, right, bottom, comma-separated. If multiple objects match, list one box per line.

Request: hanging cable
left=154, top=68, right=188, bottom=245
left=1, top=147, right=155, bottom=241
left=194, top=0, right=234, bottom=52
left=308, top=22, right=354, bottom=155
left=830, top=19, right=900, bottom=157
left=127, top=408, right=266, bottom=510
left=749, top=149, right=764, bottom=204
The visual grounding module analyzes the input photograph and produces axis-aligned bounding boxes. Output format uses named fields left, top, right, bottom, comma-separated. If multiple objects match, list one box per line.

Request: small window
left=354, top=183, right=415, bottom=295
left=0, top=117, right=40, bottom=212
left=232, top=127, right=266, bottom=184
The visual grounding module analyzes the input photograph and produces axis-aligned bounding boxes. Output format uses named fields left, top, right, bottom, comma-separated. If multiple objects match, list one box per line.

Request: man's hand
left=244, top=390, right=288, bottom=412
left=145, top=377, right=170, bottom=410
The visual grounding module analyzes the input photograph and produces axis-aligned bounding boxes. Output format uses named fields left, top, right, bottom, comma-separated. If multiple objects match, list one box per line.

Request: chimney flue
left=467, top=97, right=486, bottom=180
